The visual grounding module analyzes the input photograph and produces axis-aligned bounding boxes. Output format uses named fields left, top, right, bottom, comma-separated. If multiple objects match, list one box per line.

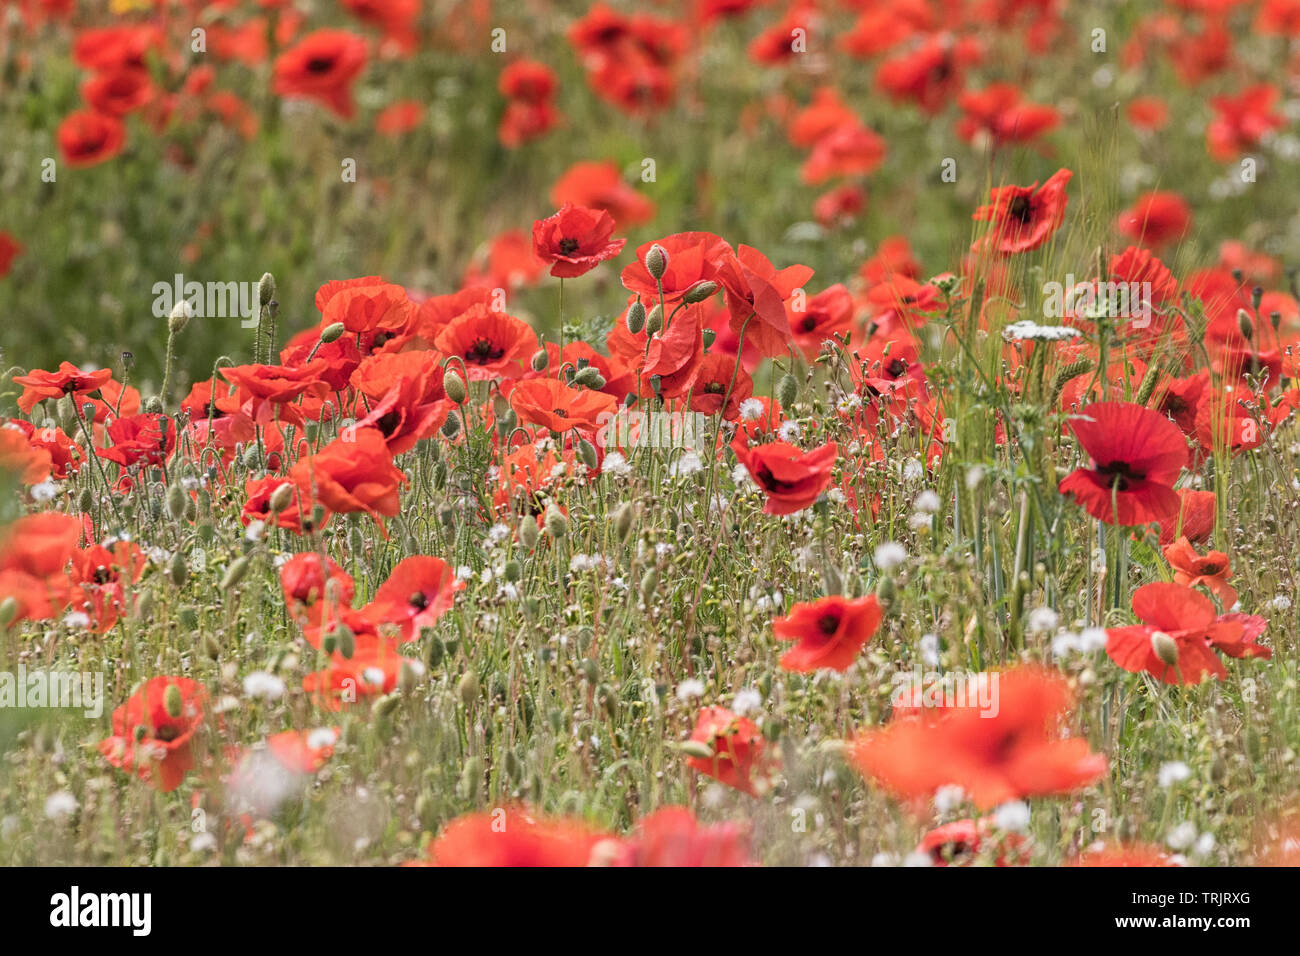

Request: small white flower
left=601, top=451, right=631, bottom=477
left=31, top=480, right=58, bottom=503
left=670, top=451, right=703, bottom=477
left=676, top=679, right=705, bottom=701
left=244, top=520, right=266, bottom=542
left=1027, top=607, right=1059, bottom=634
left=1194, top=832, right=1216, bottom=856
left=1002, top=320, right=1082, bottom=342
left=908, top=512, right=933, bottom=532
left=1166, top=821, right=1198, bottom=851
left=1078, top=627, right=1108, bottom=653
left=1271, top=595, right=1292, bottom=611
left=914, top=490, right=941, bottom=513
left=62, top=611, right=92, bottom=630
left=732, top=688, right=762, bottom=716
left=1051, top=632, right=1079, bottom=659
left=191, top=832, right=217, bottom=852
left=362, top=667, right=386, bottom=687
left=307, top=727, right=339, bottom=750
left=934, top=785, right=966, bottom=814
left=874, top=542, right=906, bottom=571
left=739, top=398, right=764, bottom=421
left=486, top=523, right=511, bottom=545
left=965, top=465, right=985, bottom=490
left=456, top=565, right=473, bottom=580
left=902, top=458, right=924, bottom=481
left=243, top=671, right=286, bottom=702
left=777, top=420, right=802, bottom=442
left=1158, top=761, right=1191, bottom=788
left=44, top=791, right=78, bottom=821
left=993, top=801, right=1031, bottom=833
left=919, top=633, right=940, bottom=668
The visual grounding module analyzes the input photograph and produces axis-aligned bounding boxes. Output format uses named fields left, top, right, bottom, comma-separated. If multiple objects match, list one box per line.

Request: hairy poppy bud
left=573, top=366, right=605, bottom=390
left=645, top=244, right=668, bottom=280
left=875, top=574, right=896, bottom=609
left=683, top=280, right=718, bottom=304
left=220, top=556, right=250, bottom=591
left=258, top=272, right=276, bottom=308
left=626, top=300, right=647, bottom=334
left=457, top=670, right=480, bottom=708
left=268, top=481, right=295, bottom=514
left=1237, top=309, right=1253, bottom=341
left=444, top=370, right=467, bottom=405
left=577, top=438, right=598, bottom=470
left=163, top=684, right=184, bottom=719
left=1151, top=631, right=1179, bottom=668
left=777, top=372, right=798, bottom=409
left=168, top=551, right=188, bottom=588
left=319, top=321, right=346, bottom=344
left=544, top=503, right=568, bottom=539
left=202, top=633, right=221, bottom=660
left=613, top=502, right=635, bottom=542
left=168, top=299, right=192, bottom=334
left=336, top=623, right=356, bottom=659
left=78, top=487, right=94, bottom=514
left=639, top=566, right=658, bottom=602
left=680, top=740, right=714, bottom=759
left=519, top=515, right=540, bottom=549
left=645, top=304, right=664, bottom=336
left=166, top=483, right=186, bottom=520
left=0, top=596, right=17, bottom=629
left=504, top=559, right=522, bottom=582
left=441, top=412, right=462, bottom=439
left=531, top=348, right=550, bottom=372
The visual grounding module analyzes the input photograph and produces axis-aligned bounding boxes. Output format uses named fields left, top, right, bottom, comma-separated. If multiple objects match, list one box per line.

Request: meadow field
left=1, top=0, right=1299, bottom=870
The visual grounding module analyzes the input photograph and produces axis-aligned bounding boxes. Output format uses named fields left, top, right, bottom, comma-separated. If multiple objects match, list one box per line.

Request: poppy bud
left=680, top=740, right=714, bottom=759
left=683, top=280, right=718, bottom=304
left=337, top=623, right=356, bottom=659
left=613, top=502, right=635, bottom=542
left=519, top=515, right=540, bottom=549
left=202, top=633, right=221, bottom=660
left=258, top=273, right=276, bottom=308
left=1151, top=631, right=1179, bottom=668
left=458, top=755, right=484, bottom=799
left=577, top=438, right=598, bottom=469
left=777, top=372, right=798, bottom=409
left=163, top=684, right=184, bottom=719
left=640, top=566, right=658, bottom=603
left=644, top=244, right=668, bottom=280
left=1251, top=286, right=1263, bottom=311
left=504, top=559, right=522, bottom=582
left=0, top=596, right=17, bottom=629
left=444, top=370, right=467, bottom=405
left=441, top=412, right=462, bottom=439
left=166, top=483, right=186, bottom=520
left=220, top=556, right=250, bottom=591
left=457, top=670, right=480, bottom=708
left=875, top=574, right=896, bottom=610
left=319, top=321, right=346, bottom=344
left=78, top=487, right=94, bottom=514
left=375, top=691, right=402, bottom=718
left=321, top=628, right=337, bottom=655
left=645, top=304, right=664, bottom=336
left=573, top=366, right=606, bottom=390
left=132, top=589, right=154, bottom=621
left=1270, top=310, right=1282, bottom=331
left=544, top=503, right=568, bottom=539
left=168, top=551, right=188, bottom=587
left=1237, top=309, right=1253, bottom=341
left=168, top=299, right=192, bottom=334
left=626, top=300, right=647, bottom=334
left=531, top=348, right=550, bottom=372
left=268, top=482, right=295, bottom=514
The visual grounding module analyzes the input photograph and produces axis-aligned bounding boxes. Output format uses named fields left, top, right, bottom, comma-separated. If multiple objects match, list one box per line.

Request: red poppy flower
left=733, top=439, right=837, bottom=515
left=498, top=59, right=558, bottom=103
left=243, top=475, right=326, bottom=534
left=461, top=229, right=548, bottom=292
left=800, top=122, right=887, bottom=184
left=1207, top=84, right=1284, bottom=161
left=13, top=362, right=113, bottom=414
left=789, top=284, right=854, bottom=360
left=289, top=426, right=406, bottom=525
left=1105, top=582, right=1269, bottom=685
left=508, top=377, right=617, bottom=435
left=0, top=427, right=51, bottom=484
left=957, top=83, right=1059, bottom=146
left=1058, top=402, right=1188, bottom=526
left=685, top=705, right=776, bottom=796
left=426, top=808, right=611, bottom=866
left=1163, top=536, right=1236, bottom=608
left=549, top=161, right=655, bottom=229
left=850, top=666, right=1107, bottom=809
left=531, top=203, right=627, bottom=279
left=98, top=676, right=207, bottom=792
left=96, top=412, right=176, bottom=469
left=69, top=540, right=146, bottom=632
left=302, top=641, right=413, bottom=710
left=971, top=168, right=1072, bottom=255
left=875, top=34, right=983, bottom=114
left=919, top=817, right=1030, bottom=867
left=613, top=807, right=754, bottom=867
left=82, top=67, right=154, bottom=116
left=0, top=231, right=22, bottom=278
left=1070, top=844, right=1181, bottom=867
left=1116, top=191, right=1191, bottom=247
left=788, top=87, right=857, bottom=147
left=621, top=232, right=733, bottom=303
left=219, top=363, right=330, bottom=429
left=272, top=29, right=368, bottom=119
left=320, top=279, right=415, bottom=337
left=57, top=110, right=126, bottom=167
left=715, top=245, right=814, bottom=359
left=1157, top=488, right=1217, bottom=546
left=1126, top=97, right=1169, bottom=131
left=498, top=99, right=561, bottom=148
left=375, top=99, right=423, bottom=135
left=360, top=555, right=462, bottom=641
left=73, top=24, right=165, bottom=72
left=432, top=304, right=536, bottom=381
left=281, top=551, right=355, bottom=627
left=687, top=351, right=754, bottom=421
left=812, top=184, right=866, bottom=227
left=773, top=594, right=882, bottom=672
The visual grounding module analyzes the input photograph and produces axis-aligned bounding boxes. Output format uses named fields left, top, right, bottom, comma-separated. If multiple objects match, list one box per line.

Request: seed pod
left=132, top=589, right=154, bottom=621
left=777, top=372, right=798, bottom=409
left=202, top=633, right=221, bottom=660
left=168, top=300, right=192, bottom=334
left=168, top=551, right=188, bottom=588
left=220, top=556, right=251, bottom=591
left=425, top=637, right=444, bottom=669
left=415, top=791, right=437, bottom=831
left=444, top=370, right=467, bottom=405
left=319, top=321, right=346, bottom=344
left=374, top=691, right=402, bottom=719
left=626, top=300, right=647, bottom=334
left=701, top=328, right=716, bottom=348
left=503, top=749, right=522, bottom=781
left=580, top=658, right=598, bottom=684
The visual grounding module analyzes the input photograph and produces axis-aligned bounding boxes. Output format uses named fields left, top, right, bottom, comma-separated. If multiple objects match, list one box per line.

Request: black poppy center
left=559, top=238, right=580, bottom=255
left=1096, top=459, right=1145, bottom=491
